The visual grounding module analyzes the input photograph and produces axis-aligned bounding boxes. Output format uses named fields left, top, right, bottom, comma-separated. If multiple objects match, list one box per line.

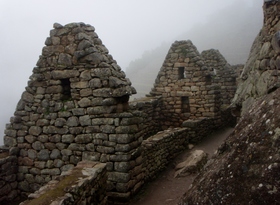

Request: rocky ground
left=180, top=89, right=280, bottom=205
left=130, top=127, right=234, bottom=205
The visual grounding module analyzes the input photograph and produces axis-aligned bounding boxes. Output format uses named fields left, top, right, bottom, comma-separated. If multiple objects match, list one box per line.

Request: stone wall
left=20, top=161, right=107, bottom=205
left=182, top=118, right=217, bottom=143
left=3, top=22, right=141, bottom=202
left=0, top=148, right=19, bottom=203
left=232, top=0, right=280, bottom=112
left=201, top=49, right=238, bottom=107
left=1, top=22, right=239, bottom=204
left=129, top=97, right=163, bottom=139
left=142, top=128, right=188, bottom=181
left=149, top=41, right=223, bottom=128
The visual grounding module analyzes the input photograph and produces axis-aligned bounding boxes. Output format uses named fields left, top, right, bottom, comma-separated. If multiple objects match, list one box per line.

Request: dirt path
left=130, top=127, right=234, bottom=205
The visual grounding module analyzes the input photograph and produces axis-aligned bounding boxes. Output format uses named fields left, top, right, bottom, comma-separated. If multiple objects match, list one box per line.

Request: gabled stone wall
left=3, top=22, right=140, bottom=202
left=149, top=41, right=224, bottom=128
left=1, top=22, right=238, bottom=204
left=201, top=49, right=238, bottom=107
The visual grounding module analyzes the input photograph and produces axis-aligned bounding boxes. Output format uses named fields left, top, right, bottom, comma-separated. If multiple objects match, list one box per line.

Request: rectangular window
left=181, top=96, right=190, bottom=113
left=61, top=78, right=71, bottom=100
left=178, top=67, right=185, bottom=79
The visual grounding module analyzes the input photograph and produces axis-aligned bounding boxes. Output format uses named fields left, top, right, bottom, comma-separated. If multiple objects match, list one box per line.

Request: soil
left=130, top=127, right=234, bottom=205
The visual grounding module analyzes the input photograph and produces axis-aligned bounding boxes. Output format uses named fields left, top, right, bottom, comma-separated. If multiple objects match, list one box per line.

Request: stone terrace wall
left=0, top=148, right=19, bottom=203
left=142, top=128, right=188, bottom=181
left=20, top=161, right=107, bottom=205
left=201, top=49, right=238, bottom=107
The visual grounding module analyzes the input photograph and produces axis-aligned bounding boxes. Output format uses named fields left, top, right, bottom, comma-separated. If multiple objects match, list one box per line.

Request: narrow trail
left=130, top=127, right=234, bottom=205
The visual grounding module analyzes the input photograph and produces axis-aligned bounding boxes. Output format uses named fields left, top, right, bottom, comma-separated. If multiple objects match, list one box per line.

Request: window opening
left=181, top=96, right=190, bottom=113
left=116, top=95, right=130, bottom=113
left=205, top=75, right=212, bottom=85
left=178, top=67, right=186, bottom=79
left=61, top=78, right=71, bottom=100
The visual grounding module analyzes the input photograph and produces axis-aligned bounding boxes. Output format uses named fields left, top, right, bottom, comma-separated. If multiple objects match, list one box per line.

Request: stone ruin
left=232, top=0, right=280, bottom=113
left=149, top=40, right=238, bottom=128
left=179, top=2, right=280, bottom=203
left=0, top=22, right=239, bottom=204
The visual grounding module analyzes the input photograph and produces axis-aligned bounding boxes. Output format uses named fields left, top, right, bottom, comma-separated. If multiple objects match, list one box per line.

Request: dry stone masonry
left=0, top=148, right=18, bottom=202
left=201, top=49, right=238, bottom=107
left=232, top=0, right=280, bottom=114
left=20, top=161, right=107, bottom=205
left=0, top=22, right=239, bottom=204
left=149, top=40, right=238, bottom=128
left=3, top=22, right=141, bottom=203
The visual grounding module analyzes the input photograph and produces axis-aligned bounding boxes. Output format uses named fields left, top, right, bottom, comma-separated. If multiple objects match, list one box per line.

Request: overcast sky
left=0, top=0, right=262, bottom=144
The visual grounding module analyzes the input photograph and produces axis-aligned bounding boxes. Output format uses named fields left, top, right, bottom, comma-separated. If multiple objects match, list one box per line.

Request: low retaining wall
left=182, top=118, right=217, bottom=143
left=0, top=147, right=19, bottom=203
left=142, top=127, right=189, bottom=180
left=20, top=161, right=107, bottom=205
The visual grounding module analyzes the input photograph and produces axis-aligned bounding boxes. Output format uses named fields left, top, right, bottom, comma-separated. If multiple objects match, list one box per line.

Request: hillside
left=180, top=1, right=280, bottom=204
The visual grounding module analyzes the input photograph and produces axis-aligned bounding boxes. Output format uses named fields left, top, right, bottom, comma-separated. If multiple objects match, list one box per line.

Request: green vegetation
left=25, top=169, right=84, bottom=205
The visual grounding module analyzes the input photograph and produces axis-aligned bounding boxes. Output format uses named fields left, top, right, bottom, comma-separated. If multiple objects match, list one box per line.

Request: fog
left=0, top=0, right=262, bottom=144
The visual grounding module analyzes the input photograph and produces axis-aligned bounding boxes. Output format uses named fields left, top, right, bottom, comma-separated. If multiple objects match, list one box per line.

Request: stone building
left=149, top=40, right=238, bottom=128
left=3, top=22, right=143, bottom=202
left=1, top=23, right=239, bottom=204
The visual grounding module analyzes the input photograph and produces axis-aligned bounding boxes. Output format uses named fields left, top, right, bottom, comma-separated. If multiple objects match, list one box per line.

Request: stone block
left=108, top=172, right=130, bottom=183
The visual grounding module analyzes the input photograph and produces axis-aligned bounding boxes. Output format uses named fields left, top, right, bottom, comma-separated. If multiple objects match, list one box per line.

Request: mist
left=0, top=0, right=262, bottom=144
left=126, top=0, right=263, bottom=98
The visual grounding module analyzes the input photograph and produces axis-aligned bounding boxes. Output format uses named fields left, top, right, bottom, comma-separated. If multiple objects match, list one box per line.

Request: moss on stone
left=25, top=169, right=84, bottom=205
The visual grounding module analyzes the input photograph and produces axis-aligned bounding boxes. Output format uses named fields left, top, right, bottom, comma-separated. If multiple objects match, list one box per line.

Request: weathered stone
left=174, top=150, right=208, bottom=178
left=53, top=159, right=64, bottom=168
left=41, top=168, right=60, bottom=176
left=114, top=162, right=131, bottom=172
left=46, top=85, right=63, bottom=94
left=22, top=91, right=34, bottom=103
left=58, top=53, right=72, bottom=67
left=108, top=172, right=130, bottom=183
left=61, top=134, right=74, bottom=143
left=66, top=116, right=79, bottom=127
left=68, top=143, right=85, bottom=151
left=44, top=142, right=56, bottom=150
left=81, top=52, right=104, bottom=64
left=75, top=134, right=92, bottom=143
left=100, top=125, right=115, bottom=134
left=72, top=108, right=85, bottom=115
left=27, top=149, right=37, bottom=160
left=80, top=88, right=93, bottom=97
left=71, top=81, right=88, bottom=89
left=79, top=115, right=91, bottom=126
left=96, top=146, right=114, bottom=154
left=42, top=45, right=64, bottom=56
left=61, top=149, right=72, bottom=156
left=37, top=149, right=50, bottom=161
left=115, top=125, right=138, bottom=134
left=32, top=141, right=44, bottom=151
left=51, top=70, right=79, bottom=79
left=29, top=126, right=42, bottom=136
left=78, top=98, right=92, bottom=107
left=89, top=78, right=102, bottom=88
left=50, top=149, right=61, bottom=159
